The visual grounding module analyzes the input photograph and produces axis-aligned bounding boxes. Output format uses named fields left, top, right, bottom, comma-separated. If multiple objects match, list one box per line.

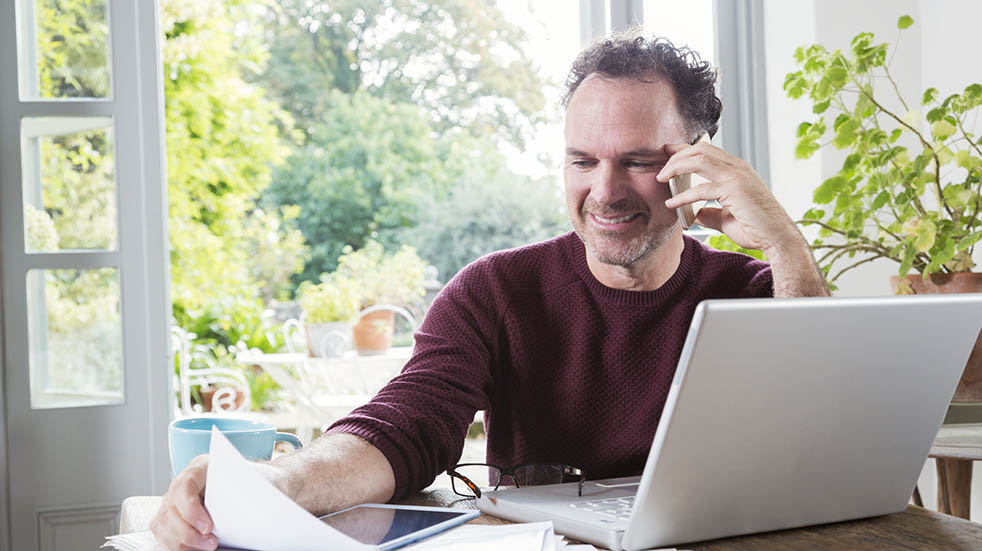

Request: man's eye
left=624, top=160, right=659, bottom=170
left=570, top=159, right=596, bottom=169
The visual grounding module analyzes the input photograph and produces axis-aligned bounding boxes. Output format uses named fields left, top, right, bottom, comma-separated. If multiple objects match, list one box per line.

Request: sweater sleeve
left=325, top=262, right=498, bottom=500
left=741, top=260, right=774, bottom=298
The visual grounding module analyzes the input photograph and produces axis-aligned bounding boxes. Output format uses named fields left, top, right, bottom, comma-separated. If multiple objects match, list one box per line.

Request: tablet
left=319, top=503, right=480, bottom=550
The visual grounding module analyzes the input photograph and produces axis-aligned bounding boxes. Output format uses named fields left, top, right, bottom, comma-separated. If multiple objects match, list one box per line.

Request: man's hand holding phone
left=666, top=134, right=711, bottom=229
left=659, top=134, right=800, bottom=257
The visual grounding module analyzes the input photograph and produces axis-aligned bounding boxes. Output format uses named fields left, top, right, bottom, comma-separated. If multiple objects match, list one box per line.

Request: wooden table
left=931, top=423, right=982, bottom=519
left=120, top=488, right=982, bottom=550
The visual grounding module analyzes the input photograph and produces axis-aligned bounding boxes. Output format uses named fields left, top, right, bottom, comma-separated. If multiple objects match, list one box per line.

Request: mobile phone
left=668, top=134, right=711, bottom=230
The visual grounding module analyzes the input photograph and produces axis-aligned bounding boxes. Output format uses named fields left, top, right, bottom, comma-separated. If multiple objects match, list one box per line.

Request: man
left=152, top=35, right=829, bottom=550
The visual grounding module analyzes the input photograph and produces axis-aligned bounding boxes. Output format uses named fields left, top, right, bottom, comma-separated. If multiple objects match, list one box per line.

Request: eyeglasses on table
left=447, top=462, right=586, bottom=498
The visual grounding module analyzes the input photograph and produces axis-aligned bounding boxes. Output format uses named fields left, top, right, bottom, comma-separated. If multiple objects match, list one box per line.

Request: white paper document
left=204, top=427, right=371, bottom=550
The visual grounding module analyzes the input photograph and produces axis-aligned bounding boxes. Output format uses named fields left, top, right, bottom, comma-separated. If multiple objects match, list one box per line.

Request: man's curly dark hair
left=563, top=33, right=721, bottom=139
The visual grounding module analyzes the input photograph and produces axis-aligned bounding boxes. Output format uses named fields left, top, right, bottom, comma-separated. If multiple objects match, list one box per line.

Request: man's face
left=564, top=74, right=689, bottom=267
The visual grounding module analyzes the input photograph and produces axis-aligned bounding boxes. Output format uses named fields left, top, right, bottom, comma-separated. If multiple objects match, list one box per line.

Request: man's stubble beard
left=572, top=210, right=678, bottom=267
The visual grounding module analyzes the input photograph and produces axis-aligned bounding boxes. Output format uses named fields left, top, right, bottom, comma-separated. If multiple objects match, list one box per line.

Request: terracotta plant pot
left=352, top=309, right=395, bottom=356
left=891, top=272, right=982, bottom=402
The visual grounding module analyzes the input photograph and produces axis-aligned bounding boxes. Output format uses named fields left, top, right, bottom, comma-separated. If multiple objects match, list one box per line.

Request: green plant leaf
left=915, top=220, right=937, bottom=252
left=871, top=191, right=890, bottom=210
left=795, top=138, right=820, bottom=159
left=834, top=118, right=860, bottom=148
left=932, top=120, right=957, bottom=139
left=922, top=87, right=938, bottom=105
left=955, top=150, right=982, bottom=170
left=828, top=66, right=849, bottom=87
left=842, top=153, right=862, bottom=172
left=965, top=83, right=982, bottom=107
left=802, top=208, right=824, bottom=220
left=898, top=15, right=914, bottom=29
left=899, top=244, right=917, bottom=277
left=813, top=175, right=846, bottom=204
left=813, top=99, right=831, bottom=114
left=784, top=72, right=809, bottom=98
left=957, top=230, right=982, bottom=252
left=889, top=128, right=903, bottom=143
left=902, top=109, right=921, bottom=127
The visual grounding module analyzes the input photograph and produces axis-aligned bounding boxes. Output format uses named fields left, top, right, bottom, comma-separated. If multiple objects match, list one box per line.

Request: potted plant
left=785, top=14, right=982, bottom=400
left=297, top=275, right=361, bottom=357
left=333, top=240, right=426, bottom=355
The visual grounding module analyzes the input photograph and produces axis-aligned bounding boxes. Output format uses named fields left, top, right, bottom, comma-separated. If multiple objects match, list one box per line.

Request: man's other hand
left=150, top=455, right=218, bottom=551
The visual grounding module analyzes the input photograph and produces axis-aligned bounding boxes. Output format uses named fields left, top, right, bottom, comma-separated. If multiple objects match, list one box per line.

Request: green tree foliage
left=162, top=0, right=304, bottom=318
left=264, top=90, right=451, bottom=280
left=257, top=0, right=547, bottom=149
left=397, top=144, right=570, bottom=280
left=34, top=0, right=110, bottom=98
left=259, top=1, right=561, bottom=283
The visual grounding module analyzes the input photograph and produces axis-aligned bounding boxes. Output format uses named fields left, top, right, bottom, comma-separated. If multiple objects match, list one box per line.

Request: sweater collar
left=567, top=231, right=697, bottom=306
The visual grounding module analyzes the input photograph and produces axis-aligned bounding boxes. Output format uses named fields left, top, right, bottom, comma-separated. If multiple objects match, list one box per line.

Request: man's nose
left=588, top=162, right=629, bottom=205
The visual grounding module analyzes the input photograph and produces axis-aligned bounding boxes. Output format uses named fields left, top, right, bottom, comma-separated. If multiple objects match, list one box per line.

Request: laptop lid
left=621, top=294, right=982, bottom=550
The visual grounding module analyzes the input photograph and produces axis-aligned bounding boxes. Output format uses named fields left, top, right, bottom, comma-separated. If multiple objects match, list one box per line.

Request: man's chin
left=576, top=226, right=677, bottom=267
left=583, top=236, right=653, bottom=267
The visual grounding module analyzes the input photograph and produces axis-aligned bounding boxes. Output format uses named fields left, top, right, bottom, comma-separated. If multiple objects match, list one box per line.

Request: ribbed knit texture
left=327, top=231, right=773, bottom=499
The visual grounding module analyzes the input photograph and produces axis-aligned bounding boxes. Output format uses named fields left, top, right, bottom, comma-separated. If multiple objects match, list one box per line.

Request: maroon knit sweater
left=327, top=232, right=773, bottom=499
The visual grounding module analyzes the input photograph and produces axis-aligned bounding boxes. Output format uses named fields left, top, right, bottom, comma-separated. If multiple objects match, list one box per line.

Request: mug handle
left=274, top=432, right=303, bottom=451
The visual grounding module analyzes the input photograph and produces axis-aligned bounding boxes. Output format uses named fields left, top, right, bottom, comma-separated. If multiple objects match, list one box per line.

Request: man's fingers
left=658, top=152, right=726, bottom=184
left=172, top=459, right=213, bottom=536
left=693, top=206, right=724, bottom=232
left=664, top=181, right=720, bottom=209
left=152, top=504, right=218, bottom=550
left=662, top=142, right=689, bottom=155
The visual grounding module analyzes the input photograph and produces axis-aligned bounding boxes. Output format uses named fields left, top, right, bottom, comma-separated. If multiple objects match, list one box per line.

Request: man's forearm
left=265, top=432, right=396, bottom=516
left=763, top=232, right=830, bottom=298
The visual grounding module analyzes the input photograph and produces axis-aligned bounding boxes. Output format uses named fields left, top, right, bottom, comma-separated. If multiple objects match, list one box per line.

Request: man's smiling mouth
left=591, top=213, right=641, bottom=224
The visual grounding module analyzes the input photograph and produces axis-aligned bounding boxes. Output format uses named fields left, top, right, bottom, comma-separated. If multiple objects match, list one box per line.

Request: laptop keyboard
left=569, top=496, right=635, bottom=520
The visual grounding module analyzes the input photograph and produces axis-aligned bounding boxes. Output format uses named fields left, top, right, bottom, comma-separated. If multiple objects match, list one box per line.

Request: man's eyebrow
left=565, top=147, right=668, bottom=158
left=622, top=148, right=666, bottom=159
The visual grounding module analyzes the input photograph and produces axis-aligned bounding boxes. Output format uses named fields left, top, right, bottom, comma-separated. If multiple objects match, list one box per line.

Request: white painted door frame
left=0, top=1, right=172, bottom=550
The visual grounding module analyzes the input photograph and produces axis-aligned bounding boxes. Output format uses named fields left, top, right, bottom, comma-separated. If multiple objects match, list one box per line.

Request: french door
left=0, top=1, right=172, bottom=550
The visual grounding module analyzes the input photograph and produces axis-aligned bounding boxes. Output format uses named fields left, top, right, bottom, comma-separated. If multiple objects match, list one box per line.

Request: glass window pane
left=502, top=0, right=581, bottom=178
left=22, top=117, right=118, bottom=252
left=642, top=0, right=715, bottom=64
left=27, top=268, right=124, bottom=409
left=18, top=0, right=112, bottom=99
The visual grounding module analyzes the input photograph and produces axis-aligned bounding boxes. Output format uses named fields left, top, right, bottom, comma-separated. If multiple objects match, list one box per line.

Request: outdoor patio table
left=234, top=347, right=412, bottom=443
left=119, top=488, right=982, bottom=549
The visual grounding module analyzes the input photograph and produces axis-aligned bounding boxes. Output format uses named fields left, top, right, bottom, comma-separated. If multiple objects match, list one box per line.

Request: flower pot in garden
left=892, top=273, right=982, bottom=402
left=306, top=321, right=352, bottom=358
left=352, top=309, right=395, bottom=356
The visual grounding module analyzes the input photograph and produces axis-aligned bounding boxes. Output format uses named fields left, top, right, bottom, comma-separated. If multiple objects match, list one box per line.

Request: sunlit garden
left=30, top=0, right=580, bottom=411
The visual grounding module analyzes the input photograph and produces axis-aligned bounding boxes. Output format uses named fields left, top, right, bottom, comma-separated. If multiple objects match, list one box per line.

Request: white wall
left=764, top=0, right=982, bottom=521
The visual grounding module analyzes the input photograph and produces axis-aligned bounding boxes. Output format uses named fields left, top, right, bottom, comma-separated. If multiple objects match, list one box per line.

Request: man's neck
left=585, top=231, right=686, bottom=291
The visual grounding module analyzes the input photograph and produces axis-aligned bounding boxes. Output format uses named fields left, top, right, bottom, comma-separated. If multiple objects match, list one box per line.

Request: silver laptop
left=477, top=295, right=982, bottom=550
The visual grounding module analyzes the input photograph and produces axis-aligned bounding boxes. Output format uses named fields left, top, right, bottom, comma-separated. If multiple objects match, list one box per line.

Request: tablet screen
left=320, top=505, right=470, bottom=545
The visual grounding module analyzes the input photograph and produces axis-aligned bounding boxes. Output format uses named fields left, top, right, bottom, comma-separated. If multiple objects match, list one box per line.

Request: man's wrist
left=760, top=226, right=811, bottom=265
left=256, top=461, right=295, bottom=499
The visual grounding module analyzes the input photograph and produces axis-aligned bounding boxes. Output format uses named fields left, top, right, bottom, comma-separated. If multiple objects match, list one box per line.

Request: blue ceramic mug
left=168, top=417, right=303, bottom=476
